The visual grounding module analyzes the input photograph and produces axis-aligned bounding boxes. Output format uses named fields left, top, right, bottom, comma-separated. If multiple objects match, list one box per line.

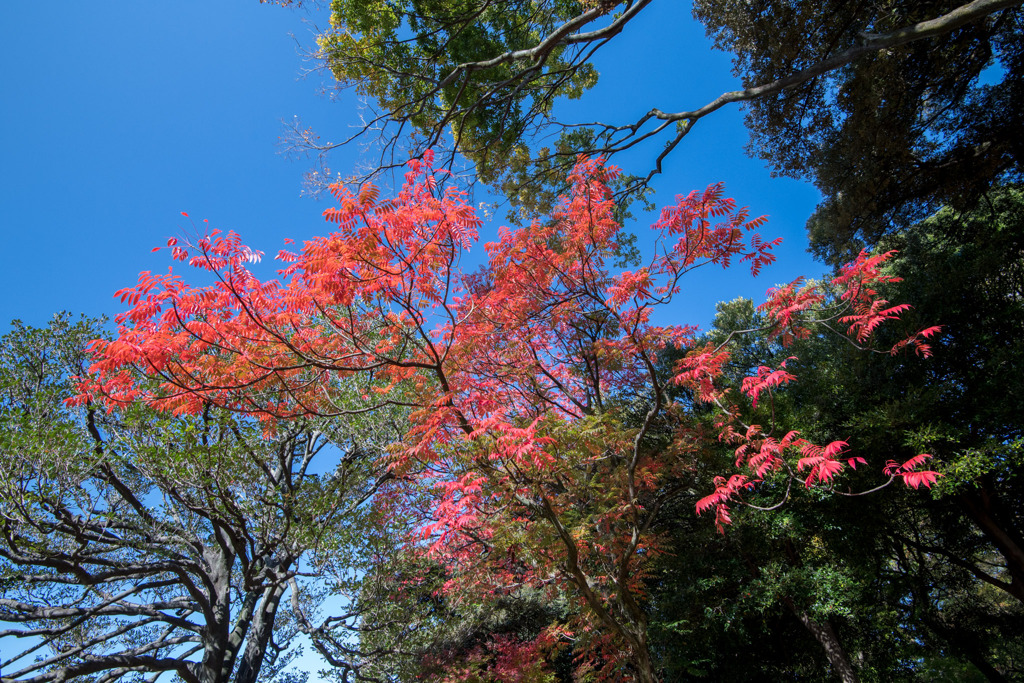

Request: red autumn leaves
left=73, top=155, right=940, bottom=671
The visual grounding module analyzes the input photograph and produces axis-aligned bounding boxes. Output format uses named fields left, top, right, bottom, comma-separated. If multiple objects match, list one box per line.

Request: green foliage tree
left=288, top=0, right=1021, bottom=225
left=693, top=0, right=1024, bottom=263
left=817, top=187, right=1024, bottom=603
left=637, top=307, right=911, bottom=683
left=0, top=315, right=398, bottom=682
left=646, top=187, right=1024, bottom=681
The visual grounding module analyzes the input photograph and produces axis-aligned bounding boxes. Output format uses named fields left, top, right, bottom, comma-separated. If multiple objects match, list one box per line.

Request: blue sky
left=1, top=1, right=822, bottom=333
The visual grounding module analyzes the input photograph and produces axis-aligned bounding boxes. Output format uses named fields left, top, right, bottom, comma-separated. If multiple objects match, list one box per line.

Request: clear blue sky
left=1, top=1, right=822, bottom=333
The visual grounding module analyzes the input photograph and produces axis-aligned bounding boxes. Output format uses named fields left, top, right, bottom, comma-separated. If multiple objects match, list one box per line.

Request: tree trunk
left=198, top=532, right=242, bottom=683
left=959, top=488, right=1024, bottom=603
left=235, top=581, right=288, bottom=683
left=789, top=605, right=859, bottom=683
left=630, top=635, right=659, bottom=683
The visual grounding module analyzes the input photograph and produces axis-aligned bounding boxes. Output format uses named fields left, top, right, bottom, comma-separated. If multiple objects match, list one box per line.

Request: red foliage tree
left=77, top=155, right=938, bottom=681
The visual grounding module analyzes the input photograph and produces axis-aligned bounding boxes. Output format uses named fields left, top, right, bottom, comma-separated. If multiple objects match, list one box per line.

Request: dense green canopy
left=695, top=0, right=1024, bottom=262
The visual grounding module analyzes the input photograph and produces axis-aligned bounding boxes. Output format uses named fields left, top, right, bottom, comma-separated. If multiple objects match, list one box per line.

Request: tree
left=664, top=298, right=1021, bottom=682
left=652, top=185, right=1024, bottom=680
left=0, top=315, right=398, bottom=683
left=77, top=157, right=938, bottom=681
left=693, top=0, right=1024, bottom=263
left=774, top=187, right=1024, bottom=604
left=342, top=548, right=571, bottom=681
left=283, top=0, right=1021, bottom=224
